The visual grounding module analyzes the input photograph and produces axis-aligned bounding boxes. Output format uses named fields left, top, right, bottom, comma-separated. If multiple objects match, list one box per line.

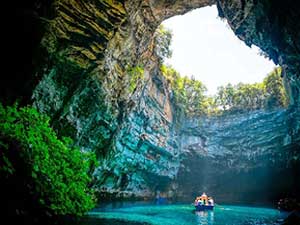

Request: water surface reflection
left=195, top=210, right=214, bottom=225
left=87, top=204, right=281, bottom=225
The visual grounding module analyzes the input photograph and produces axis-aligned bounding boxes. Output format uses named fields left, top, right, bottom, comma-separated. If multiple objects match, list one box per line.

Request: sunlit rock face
left=177, top=108, right=300, bottom=203
left=3, top=0, right=300, bottom=201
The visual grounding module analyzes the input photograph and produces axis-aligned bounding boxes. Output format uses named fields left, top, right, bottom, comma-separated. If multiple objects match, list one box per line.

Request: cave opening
left=153, top=4, right=299, bottom=206
left=161, top=5, right=276, bottom=96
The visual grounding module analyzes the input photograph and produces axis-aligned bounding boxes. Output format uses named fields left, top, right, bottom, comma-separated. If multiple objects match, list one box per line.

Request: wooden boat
left=194, top=193, right=214, bottom=211
left=195, top=204, right=214, bottom=211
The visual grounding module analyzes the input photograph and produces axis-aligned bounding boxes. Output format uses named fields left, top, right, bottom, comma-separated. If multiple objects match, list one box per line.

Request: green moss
left=127, top=65, right=144, bottom=93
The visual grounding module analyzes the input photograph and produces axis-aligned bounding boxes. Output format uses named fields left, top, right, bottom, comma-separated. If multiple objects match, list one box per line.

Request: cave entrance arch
left=161, top=5, right=276, bottom=95
left=151, top=0, right=300, bottom=203
left=154, top=0, right=299, bottom=105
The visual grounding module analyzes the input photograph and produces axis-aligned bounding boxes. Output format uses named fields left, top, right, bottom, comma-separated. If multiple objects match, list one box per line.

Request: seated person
left=208, top=197, right=214, bottom=206
left=197, top=198, right=204, bottom=205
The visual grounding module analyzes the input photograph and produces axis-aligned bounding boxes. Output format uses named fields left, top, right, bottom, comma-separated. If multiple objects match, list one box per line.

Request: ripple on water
left=86, top=204, right=282, bottom=225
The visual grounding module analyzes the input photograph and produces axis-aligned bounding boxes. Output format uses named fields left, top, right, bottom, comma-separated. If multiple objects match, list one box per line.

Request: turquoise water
left=86, top=204, right=283, bottom=225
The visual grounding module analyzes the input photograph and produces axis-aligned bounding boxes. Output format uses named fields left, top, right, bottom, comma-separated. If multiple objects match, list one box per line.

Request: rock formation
left=178, top=108, right=300, bottom=202
left=2, top=0, right=300, bottom=203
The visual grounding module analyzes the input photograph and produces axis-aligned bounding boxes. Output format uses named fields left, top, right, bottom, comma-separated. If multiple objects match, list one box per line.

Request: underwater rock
left=281, top=211, right=300, bottom=225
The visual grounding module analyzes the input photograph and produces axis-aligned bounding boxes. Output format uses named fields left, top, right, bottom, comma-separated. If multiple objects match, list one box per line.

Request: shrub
left=0, top=103, right=96, bottom=217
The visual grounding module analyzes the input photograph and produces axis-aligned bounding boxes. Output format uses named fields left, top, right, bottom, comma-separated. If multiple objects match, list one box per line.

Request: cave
left=1, top=0, right=300, bottom=224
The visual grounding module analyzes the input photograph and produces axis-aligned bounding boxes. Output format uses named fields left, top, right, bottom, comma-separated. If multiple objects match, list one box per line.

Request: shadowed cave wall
left=1, top=0, right=300, bottom=204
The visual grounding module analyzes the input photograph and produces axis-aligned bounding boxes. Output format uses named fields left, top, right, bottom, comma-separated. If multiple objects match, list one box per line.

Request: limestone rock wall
left=30, top=0, right=217, bottom=198
left=4, top=0, right=299, bottom=201
left=92, top=66, right=181, bottom=198
left=177, top=108, right=300, bottom=202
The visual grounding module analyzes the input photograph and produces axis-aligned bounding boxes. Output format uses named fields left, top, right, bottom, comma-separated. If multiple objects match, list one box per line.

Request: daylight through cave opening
left=156, top=5, right=288, bottom=117
left=148, top=3, right=299, bottom=204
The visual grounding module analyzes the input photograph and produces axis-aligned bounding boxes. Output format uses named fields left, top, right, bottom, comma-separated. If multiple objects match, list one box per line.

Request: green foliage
left=154, top=25, right=172, bottom=62
left=156, top=24, right=287, bottom=117
left=0, top=103, right=96, bottom=216
left=215, top=82, right=266, bottom=112
left=215, top=67, right=288, bottom=113
left=161, top=65, right=288, bottom=117
left=161, top=65, right=209, bottom=117
left=263, top=67, right=288, bottom=108
left=215, top=84, right=235, bottom=110
left=127, top=65, right=144, bottom=93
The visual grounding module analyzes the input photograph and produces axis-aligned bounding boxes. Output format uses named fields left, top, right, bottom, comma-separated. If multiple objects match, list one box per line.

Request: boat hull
left=195, top=205, right=214, bottom=211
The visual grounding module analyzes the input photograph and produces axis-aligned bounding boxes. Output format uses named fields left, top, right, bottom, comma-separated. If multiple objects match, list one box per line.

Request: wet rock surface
left=281, top=211, right=300, bottom=225
left=277, top=198, right=300, bottom=211
left=2, top=0, right=300, bottom=203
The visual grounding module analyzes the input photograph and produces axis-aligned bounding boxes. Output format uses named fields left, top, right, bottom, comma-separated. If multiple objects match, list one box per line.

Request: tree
left=263, top=67, right=288, bottom=109
left=214, top=67, right=288, bottom=113
left=232, top=82, right=266, bottom=111
left=161, top=65, right=208, bottom=117
left=154, top=25, right=173, bottom=62
left=215, top=83, right=236, bottom=110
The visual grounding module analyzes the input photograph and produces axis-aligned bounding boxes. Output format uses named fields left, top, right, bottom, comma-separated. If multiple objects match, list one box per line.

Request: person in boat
left=200, top=192, right=208, bottom=205
left=208, top=197, right=214, bottom=206
left=194, top=197, right=202, bottom=206
left=195, top=197, right=199, bottom=205
left=198, top=198, right=204, bottom=206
